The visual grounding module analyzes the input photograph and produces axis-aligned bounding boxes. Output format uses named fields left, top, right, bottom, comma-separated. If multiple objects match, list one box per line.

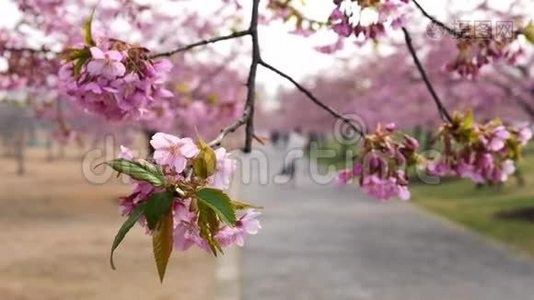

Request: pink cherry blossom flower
left=119, top=145, right=134, bottom=160
left=119, top=182, right=156, bottom=216
left=86, top=47, right=126, bottom=79
left=336, top=168, right=354, bottom=185
left=488, top=126, right=510, bottom=151
left=173, top=224, right=196, bottom=251
left=397, top=185, right=410, bottom=201
left=150, top=132, right=200, bottom=173
left=216, top=210, right=261, bottom=247
left=210, top=147, right=235, bottom=190
left=499, top=160, right=516, bottom=182
left=517, top=125, right=533, bottom=146
left=172, top=199, right=199, bottom=251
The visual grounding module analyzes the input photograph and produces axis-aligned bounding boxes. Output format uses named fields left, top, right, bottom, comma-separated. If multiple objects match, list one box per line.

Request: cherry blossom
left=216, top=210, right=262, bottom=247
left=210, top=148, right=236, bottom=190
left=150, top=133, right=200, bottom=173
left=86, top=47, right=126, bottom=79
left=427, top=112, right=532, bottom=184
left=338, top=123, right=420, bottom=201
left=60, top=39, right=173, bottom=121
left=112, top=132, right=262, bottom=259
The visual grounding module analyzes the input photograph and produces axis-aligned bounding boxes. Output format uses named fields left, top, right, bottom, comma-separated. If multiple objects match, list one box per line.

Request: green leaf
left=196, top=188, right=236, bottom=226
left=61, top=47, right=91, bottom=79
left=231, top=200, right=263, bottom=210
left=192, top=140, right=217, bottom=179
left=197, top=202, right=223, bottom=256
left=461, top=110, right=475, bottom=130
left=62, top=47, right=91, bottom=62
left=152, top=211, right=174, bottom=283
left=144, top=191, right=175, bottom=230
left=83, top=7, right=97, bottom=46
left=105, top=159, right=165, bottom=187
left=73, top=54, right=90, bottom=78
left=110, top=203, right=145, bottom=270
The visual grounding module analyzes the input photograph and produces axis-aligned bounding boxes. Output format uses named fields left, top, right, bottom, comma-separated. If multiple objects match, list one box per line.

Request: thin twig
left=402, top=27, right=453, bottom=123
left=259, top=59, right=364, bottom=136
left=242, top=0, right=261, bottom=153
left=149, top=30, right=251, bottom=59
left=411, top=0, right=463, bottom=39
left=208, top=107, right=251, bottom=147
left=1, top=46, right=59, bottom=55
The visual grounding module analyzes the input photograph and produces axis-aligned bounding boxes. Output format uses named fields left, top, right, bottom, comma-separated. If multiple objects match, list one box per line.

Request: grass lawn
left=411, top=151, right=534, bottom=256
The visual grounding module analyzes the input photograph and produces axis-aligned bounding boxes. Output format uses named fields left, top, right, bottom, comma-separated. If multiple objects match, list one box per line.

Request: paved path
left=238, top=146, right=534, bottom=300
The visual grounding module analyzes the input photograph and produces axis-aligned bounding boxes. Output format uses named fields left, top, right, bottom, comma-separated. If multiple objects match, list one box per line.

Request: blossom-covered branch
left=402, top=27, right=453, bottom=123
left=259, top=59, right=364, bottom=137
left=149, top=30, right=251, bottom=59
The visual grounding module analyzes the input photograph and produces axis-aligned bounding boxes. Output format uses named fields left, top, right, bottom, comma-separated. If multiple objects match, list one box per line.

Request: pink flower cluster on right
left=338, top=114, right=532, bottom=201
left=427, top=112, right=532, bottom=184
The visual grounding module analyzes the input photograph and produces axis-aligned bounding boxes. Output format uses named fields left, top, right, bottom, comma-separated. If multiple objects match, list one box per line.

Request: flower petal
left=89, top=47, right=105, bottom=59
left=173, top=156, right=188, bottom=173
left=106, top=50, right=124, bottom=61
left=180, top=142, right=200, bottom=158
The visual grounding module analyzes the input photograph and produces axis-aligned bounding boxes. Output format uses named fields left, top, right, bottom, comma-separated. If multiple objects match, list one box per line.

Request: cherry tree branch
left=0, top=46, right=59, bottom=55
left=208, top=106, right=251, bottom=147
left=402, top=27, right=453, bottom=123
left=411, top=0, right=463, bottom=39
left=149, top=30, right=251, bottom=59
left=259, top=59, right=364, bottom=137
left=149, top=0, right=368, bottom=150
left=153, top=3, right=261, bottom=153
left=242, top=0, right=262, bottom=153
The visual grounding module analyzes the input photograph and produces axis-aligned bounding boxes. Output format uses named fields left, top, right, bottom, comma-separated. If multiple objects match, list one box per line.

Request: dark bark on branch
left=243, top=0, right=261, bottom=153
left=259, top=59, right=364, bottom=137
left=149, top=0, right=369, bottom=149
left=411, top=0, right=463, bottom=38
left=402, top=27, right=453, bottom=123
left=208, top=107, right=251, bottom=148
left=149, top=30, right=251, bottom=59
left=1, top=46, right=59, bottom=55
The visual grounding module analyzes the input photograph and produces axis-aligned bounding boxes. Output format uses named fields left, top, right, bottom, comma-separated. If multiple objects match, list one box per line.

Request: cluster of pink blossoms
left=59, top=39, right=173, bottom=121
left=445, top=24, right=524, bottom=78
left=330, top=0, right=408, bottom=42
left=427, top=113, right=532, bottom=184
left=338, top=123, right=420, bottom=201
left=116, top=133, right=261, bottom=254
